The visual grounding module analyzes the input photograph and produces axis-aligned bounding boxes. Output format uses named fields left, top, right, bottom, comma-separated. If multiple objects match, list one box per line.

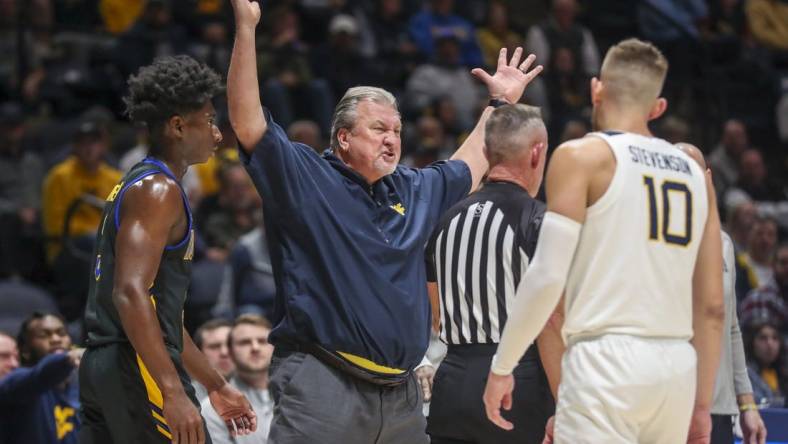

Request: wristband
left=739, top=403, right=758, bottom=412
left=488, top=98, right=509, bottom=108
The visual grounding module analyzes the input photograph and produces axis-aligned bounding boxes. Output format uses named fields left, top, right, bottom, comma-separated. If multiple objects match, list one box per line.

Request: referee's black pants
left=427, top=344, right=555, bottom=444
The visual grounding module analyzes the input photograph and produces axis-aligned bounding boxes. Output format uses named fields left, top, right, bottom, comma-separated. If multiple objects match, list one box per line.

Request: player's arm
left=182, top=328, right=257, bottom=437
left=227, top=0, right=265, bottom=151
left=680, top=144, right=726, bottom=442
left=536, top=296, right=565, bottom=399
left=484, top=142, right=592, bottom=430
left=113, top=177, right=205, bottom=444
left=451, top=48, right=543, bottom=191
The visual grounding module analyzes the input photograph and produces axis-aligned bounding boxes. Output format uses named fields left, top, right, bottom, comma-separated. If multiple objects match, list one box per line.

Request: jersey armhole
left=584, top=132, right=624, bottom=218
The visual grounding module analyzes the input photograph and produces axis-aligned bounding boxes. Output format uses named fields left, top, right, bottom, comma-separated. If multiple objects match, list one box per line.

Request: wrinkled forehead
left=356, top=100, right=401, bottom=128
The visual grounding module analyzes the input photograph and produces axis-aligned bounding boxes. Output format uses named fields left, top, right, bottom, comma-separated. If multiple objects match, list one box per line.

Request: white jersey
left=562, top=131, right=709, bottom=344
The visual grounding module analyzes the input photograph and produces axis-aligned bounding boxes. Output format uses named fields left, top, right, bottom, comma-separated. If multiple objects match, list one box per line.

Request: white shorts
left=554, top=335, right=697, bottom=444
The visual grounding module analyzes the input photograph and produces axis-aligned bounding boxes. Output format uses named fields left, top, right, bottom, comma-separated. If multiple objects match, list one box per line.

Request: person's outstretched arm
left=228, top=0, right=265, bottom=151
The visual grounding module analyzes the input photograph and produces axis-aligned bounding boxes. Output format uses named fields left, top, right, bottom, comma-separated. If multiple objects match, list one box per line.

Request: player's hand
left=163, top=389, right=205, bottom=444
left=686, top=406, right=711, bottom=444
left=541, top=415, right=555, bottom=444
left=471, top=47, right=543, bottom=105
left=741, top=409, right=767, bottom=444
left=209, top=383, right=257, bottom=437
left=483, top=371, right=515, bottom=430
left=229, top=0, right=261, bottom=30
left=415, top=365, right=435, bottom=402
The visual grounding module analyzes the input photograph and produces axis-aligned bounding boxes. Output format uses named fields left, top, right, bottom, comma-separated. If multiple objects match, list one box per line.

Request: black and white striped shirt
left=426, top=181, right=544, bottom=345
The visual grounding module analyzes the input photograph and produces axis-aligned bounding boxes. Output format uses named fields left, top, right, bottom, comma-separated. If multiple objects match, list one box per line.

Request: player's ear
left=590, top=77, right=602, bottom=105
left=165, top=115, right=186, bottom=139
left=648, top=97, right=667, bottom=121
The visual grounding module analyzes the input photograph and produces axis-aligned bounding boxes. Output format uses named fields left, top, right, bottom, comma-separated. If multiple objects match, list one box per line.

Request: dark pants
left=268, top=349, right=428, bottom=444
left=711, top=414, right=734, bottom=444
left=428, top=344, right=555, bottom=444
left=79, top=343, right=209, bottom=444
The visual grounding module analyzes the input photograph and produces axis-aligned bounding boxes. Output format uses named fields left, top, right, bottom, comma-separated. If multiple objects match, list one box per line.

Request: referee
left=425, top=104, right=563, bottom=444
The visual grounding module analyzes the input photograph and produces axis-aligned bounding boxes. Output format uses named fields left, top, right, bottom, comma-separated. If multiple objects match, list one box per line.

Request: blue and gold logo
left=389, top=203, right=406, bottom=216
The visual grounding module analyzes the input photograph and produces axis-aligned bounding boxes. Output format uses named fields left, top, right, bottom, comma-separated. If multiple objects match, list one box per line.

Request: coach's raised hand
left=471, top=47, right=543, bottom=105
left=230, top=0, right=260, bottom=29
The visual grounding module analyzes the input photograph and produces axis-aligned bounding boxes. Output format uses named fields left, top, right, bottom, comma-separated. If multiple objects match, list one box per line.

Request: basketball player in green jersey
left=79, top=55, right=257, bottom=444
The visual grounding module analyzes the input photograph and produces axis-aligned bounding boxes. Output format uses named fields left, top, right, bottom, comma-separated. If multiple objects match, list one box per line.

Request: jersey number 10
left=643, top=176, right=692, bottom=246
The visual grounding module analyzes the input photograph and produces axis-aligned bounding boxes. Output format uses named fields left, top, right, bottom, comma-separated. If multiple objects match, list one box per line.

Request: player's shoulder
left=673, top=142, right=707, bottom=170
left=122, top=172, right=183, bottom=208
left=551, top=134, right=613, bottom=170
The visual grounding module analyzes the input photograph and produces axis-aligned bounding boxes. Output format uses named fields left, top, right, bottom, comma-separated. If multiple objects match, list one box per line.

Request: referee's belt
left=276, top=340, right=410, bottom=387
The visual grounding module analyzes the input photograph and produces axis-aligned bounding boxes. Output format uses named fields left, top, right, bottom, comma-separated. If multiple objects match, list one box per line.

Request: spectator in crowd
left=192, top=319, right=235, bottom=402
left=726, top=149, right=787, bottom=207
left=359, top=0, right=421, bottom=93
left=115, top=0, right=189, bottom=79
left=213, top=225, right=277, bottom=321
left=409, top=0, right=484, bottom=68
left=0, top=312, right=83, bottom=444
left=406, top=33, right=485, bottom=130
left=658, top=115, right=691, bottom=144
left=476, top=1, right=521, bottom=70
left=709, top=119, right=750, bottom=199
left=201, top=161, right=262, bottom=260
left=736, top=216, right=779, bottom=301
left=311, top=14, right=375, bottom=109
left=0, top=102, right=44, bottom=279
left=0, top=331, right=19, bottom=378
left=711, top=232, right=766, bottom=444
left=745, top=321, right=787, bottom=408
left=286, top=120, right=322, bottom=152
left=727, top=200, right=758, bottom=252
left=257, top=6, right=333, bottom=136
left=202, top=315, right=275, bottom=444
left=746, top=0, right=788, bottom=52
left=99, top=0, right=146, bottom=34
left=740, top=243, right=788, bottom=335
left=401, top=115, right=454, bottom=168
left=189, top=18, right=232, bottom=78
left=42, top=119, right=120, bottom=263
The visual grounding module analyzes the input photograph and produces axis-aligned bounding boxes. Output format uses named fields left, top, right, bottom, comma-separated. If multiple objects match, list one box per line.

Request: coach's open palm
left=471, top=47, right=543, bottom=105
left=209, top=384, right=257, bottom=437
left=483, top=372, right=515, bottom=431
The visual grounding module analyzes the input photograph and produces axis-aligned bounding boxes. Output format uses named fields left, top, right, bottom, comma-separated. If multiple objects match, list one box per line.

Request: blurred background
left=0, top=0, right=787, bottom=416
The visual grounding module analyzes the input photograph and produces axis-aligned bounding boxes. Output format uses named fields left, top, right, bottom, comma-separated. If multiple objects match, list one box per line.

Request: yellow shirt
left=42, top=156, right=122, bottom=261
left=747, top=0, right=788, bottom=50
left=194, top=147, right=240, bottom=197
left=100, top=0, right=145, bottom=34
left=762, top=367, right=779, bottom=392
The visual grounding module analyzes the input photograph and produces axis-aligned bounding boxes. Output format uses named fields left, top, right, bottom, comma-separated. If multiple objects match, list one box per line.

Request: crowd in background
left=0, top=0, right=788, bottom=440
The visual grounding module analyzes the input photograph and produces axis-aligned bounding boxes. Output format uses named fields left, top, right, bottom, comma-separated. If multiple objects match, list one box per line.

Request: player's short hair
left=123, top=55, right=223, bottom=132
left=228, top=314, right=272, bottom=348
left=193, top=318, right=232, bottom=350
left=484, top=104, right=544, bottom=166
left=600, top=38, right=668, bottom=108
left=330, top=86, right=398, bottom=151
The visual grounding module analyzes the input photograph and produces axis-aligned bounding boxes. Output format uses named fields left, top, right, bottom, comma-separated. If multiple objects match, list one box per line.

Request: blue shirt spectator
left=409, top=0, right=484, bottom=68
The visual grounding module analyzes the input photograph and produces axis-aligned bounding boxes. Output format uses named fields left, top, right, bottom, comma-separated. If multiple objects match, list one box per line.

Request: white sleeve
left=491, top=211, right=581, bottom=375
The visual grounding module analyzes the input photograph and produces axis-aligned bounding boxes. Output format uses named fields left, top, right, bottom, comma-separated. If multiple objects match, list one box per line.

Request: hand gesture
left=686, top=407, right=711, bottom=444
left=415, top=365, right=435, bottom=402
left=230, top=0, right=261, bottom=30
left=741, top=409, right=767, bottom=444
left=483, top=371, right=515, bottom=430
left=163, top=389, right=206, bottom=444
left=471, top=47, right=543, bottom=105
left=67, top=348, right=85, bottom=367
left=209, top=383, right=257, bottom=437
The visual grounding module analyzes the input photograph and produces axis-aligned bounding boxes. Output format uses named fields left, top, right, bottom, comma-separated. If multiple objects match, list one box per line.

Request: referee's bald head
left=484, top=104, right=546, bottom=167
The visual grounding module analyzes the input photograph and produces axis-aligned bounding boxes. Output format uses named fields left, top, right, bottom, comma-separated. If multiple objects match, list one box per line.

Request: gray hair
left=484, top=104, right=544, bottom=165
left=330, top=86, right=398, bottom=150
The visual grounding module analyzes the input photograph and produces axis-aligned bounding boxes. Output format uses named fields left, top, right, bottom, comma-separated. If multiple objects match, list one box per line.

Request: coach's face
left=337, top=101, right=401, bottom=184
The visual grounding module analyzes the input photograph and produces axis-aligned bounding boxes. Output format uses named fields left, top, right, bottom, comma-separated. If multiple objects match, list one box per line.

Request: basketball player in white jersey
left=482, top=38, right=725, bottom=443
